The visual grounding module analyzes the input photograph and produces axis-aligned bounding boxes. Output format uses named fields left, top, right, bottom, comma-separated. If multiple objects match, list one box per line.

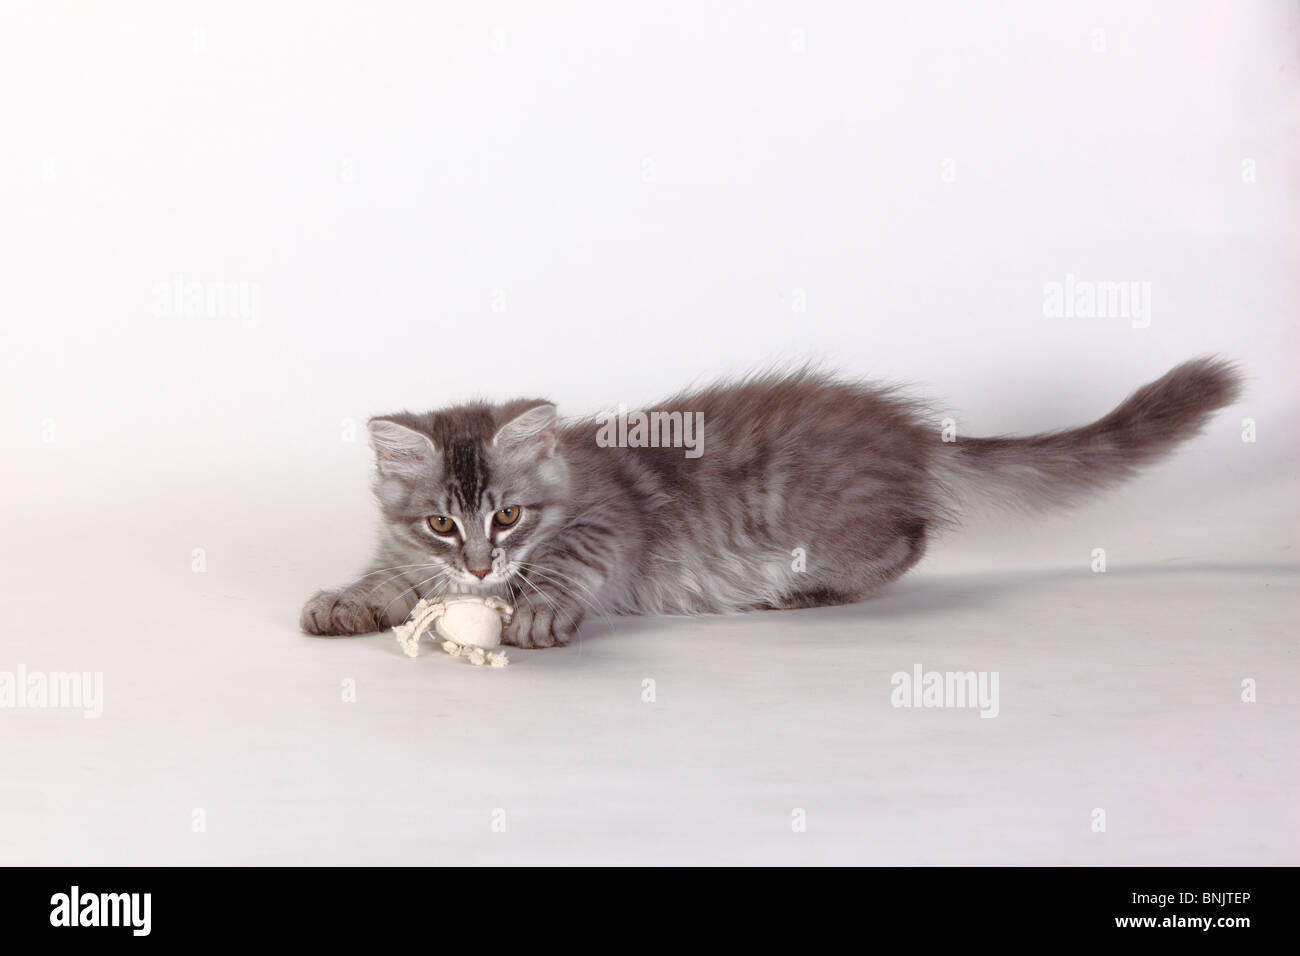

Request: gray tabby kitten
left=301, top=358, right=1240, bottom=648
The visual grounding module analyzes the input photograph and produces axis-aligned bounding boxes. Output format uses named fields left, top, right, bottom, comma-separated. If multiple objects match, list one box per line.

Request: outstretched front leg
left=503, top=588, right=586, bottom=648
left=300, top=567, right=432, bottom=636
left=501, top=529, right=620, bottom=648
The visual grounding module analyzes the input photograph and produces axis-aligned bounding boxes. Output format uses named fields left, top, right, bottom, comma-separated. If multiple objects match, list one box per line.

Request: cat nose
left=468, top=568, right=491, bottom=579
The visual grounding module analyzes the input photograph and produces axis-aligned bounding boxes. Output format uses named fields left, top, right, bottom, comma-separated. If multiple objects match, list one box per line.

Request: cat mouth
left=445, top=571, right=509, bottom=595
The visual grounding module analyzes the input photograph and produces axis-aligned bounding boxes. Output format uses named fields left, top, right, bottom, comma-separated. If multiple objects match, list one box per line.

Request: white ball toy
left=393, top=595, right=514, bottom=667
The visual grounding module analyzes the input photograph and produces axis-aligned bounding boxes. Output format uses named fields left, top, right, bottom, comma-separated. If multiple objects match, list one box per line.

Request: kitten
left=300, top=358, right=1241, bottom=648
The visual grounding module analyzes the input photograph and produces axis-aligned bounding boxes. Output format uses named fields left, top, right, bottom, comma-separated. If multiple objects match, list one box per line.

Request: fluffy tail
left=934, top=358, right=1242, bottom=512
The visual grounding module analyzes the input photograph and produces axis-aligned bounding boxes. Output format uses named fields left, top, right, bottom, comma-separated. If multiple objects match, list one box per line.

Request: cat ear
left=493, top=404, right=558, bottom=458
left=368, top=418, right=437, bottom=478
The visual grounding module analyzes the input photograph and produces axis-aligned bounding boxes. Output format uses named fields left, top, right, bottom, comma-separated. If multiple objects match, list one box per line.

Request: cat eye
left=427, top=515, right=457, bottom=535
left=493, top=506, right=522, bottom=528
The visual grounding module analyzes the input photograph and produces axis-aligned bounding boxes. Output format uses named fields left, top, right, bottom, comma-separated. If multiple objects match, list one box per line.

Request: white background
left=2, top=0, right=1297, bottom=864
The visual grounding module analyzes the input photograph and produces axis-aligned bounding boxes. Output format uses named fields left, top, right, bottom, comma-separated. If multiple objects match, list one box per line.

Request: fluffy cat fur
left=300, top=358, right=1241, bottom=648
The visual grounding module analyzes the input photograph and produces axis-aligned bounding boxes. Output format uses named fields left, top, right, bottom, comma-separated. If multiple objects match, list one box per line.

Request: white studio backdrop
left=0, top=1, right=1297, bottom=865
left=3, top=1, right=1296, bottom=583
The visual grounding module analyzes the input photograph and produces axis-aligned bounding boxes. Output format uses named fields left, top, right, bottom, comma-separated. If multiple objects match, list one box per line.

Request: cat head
left=367, top=401, right=570, bottom=594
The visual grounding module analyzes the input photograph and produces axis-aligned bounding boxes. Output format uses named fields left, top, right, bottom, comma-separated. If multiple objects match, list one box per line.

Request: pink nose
left=469, top=569, right=491, bottom=579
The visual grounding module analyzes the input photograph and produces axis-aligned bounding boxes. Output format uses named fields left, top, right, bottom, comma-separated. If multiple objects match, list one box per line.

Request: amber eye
left=427, top=515, right=456, bottom=535
left=493, top=506, right=522, bottom=528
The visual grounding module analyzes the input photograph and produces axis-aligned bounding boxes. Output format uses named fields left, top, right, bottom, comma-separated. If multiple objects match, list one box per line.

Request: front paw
left=301, top=589, right=389, bottom=635
left=501, top=601, right=584, bottom=649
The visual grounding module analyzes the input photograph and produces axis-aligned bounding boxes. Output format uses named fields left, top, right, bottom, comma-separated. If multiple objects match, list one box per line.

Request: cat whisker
left=514, top=563, right=610, bottom=621
left=378, top=568, right=452, bottom=620
left=355, top=563, right=445, bottom=580
left=514, top=571, right=590, bottom=643
left=512, top=561, right=610, bottom=616
left=360, top=564, right=441, bottom=600
left=513, top=571, right=561, bottom=616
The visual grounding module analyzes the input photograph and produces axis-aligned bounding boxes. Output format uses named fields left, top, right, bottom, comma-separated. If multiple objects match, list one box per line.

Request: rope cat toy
left=393, top=595, right=514, bottom=667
